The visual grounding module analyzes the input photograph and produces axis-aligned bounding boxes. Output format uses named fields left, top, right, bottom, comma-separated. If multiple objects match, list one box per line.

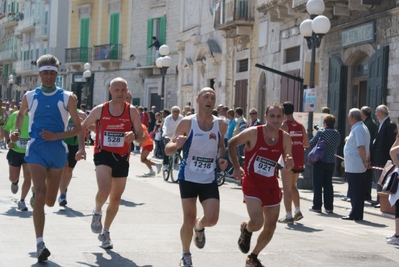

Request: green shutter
left=80, top=18, right=89, bottom=62
left=109, top=13, right=119, bottom=59
left=146, top=19, right=153, bottom=65
left=159, top=17, right=166, bottom=45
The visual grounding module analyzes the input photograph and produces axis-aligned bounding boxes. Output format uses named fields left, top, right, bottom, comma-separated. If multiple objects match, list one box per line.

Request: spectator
left=162, top=106, right=183, bottom=170
left=247, top=108, right=261, bottom=127
left=387, top=134, right=399, bottom=245
left=308, top=114, right=341, bottom=214
left=361, top=106, right=378, bottom=202
left=148, top=105, right=156, bottom=132
left=342, top=108, right=370, bottom=221
left=371, top=105, right=397, bottom=208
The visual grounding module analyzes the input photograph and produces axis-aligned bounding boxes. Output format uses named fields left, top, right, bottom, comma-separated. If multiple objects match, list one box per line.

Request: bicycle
left=163, top=151, right=182, bottom=183
left=216, top=147, right=244, bottom=186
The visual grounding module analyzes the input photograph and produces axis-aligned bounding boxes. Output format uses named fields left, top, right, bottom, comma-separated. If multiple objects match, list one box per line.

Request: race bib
left=189, top=156, right=215, bottom=174
left=17, top=138, right=30, bottom=149
left=253, top=156, right=277, bottom=177
left=103, top=132, right=124, bottom=147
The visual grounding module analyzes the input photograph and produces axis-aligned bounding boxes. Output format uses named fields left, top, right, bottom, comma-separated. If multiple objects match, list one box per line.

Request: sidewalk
left=226, top=175, right=396, bottom=219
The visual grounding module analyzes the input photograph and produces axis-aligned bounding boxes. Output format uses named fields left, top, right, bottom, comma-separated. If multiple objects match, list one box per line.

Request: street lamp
left=83, top=62, right=92, bottom=106
left=8, top=74, right=14, bottom=102
left=299, top=0, right=331, bottom=189
left=156, top=45, right=171, bottom=100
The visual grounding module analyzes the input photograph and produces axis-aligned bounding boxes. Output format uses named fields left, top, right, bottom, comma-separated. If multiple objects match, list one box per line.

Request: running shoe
left=155, top=163, right=162, bottom=174
left=91, top=213, right=102, bottom=234
left=179, top=252, right=193, bottom=267
left=98, top=231, right=113, bottom=249
left=143, top=170, right=156, bottom=176
left=36, top=241, right=51, bottom=262
left=294, top=211, right=304, bottom=221
left=245, top=254, right=264, bottom=267
left=278, top=216, right=294, bottom=224
left=387, top=235, right=399, bottom=245
left=193, top=225, right=206, bottom=249
left=17, top=200, right=28, bottom=211
left=58, top=194, right=67, bottom=207
left=238, top=221, right=252, bottom=254
left=11, top=181, right=19, bottom=194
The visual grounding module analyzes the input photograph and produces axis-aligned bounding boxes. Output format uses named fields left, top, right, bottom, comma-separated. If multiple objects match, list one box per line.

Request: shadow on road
left=285, top=223, right=323, bottom=233
left=53, top=206, right=87, bottom=217
left=2, top=207, right=32, bottom=218
left=29, top=252, right=62, bottom=267
left=120, top=199, right=145, bottom=208
left=77, top=251, right=152, bottom=267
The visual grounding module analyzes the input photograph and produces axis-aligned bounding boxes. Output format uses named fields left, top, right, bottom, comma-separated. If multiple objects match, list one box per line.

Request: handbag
left=306, top=138, right=326, bottom=165
left=381, top=170, right=399, bottom=194
left=377, top=160, right=396, bottom=186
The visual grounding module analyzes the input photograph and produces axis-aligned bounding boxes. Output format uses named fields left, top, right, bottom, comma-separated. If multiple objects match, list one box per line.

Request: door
left=280, top=69, right=301, bottom=111
left=234, top=79, right=248, bottom=113
left=366, top=45, right=389, bottom=122
left=328, top=56, right=347, bottom=132
left=151, top=92, right=163, bottom=112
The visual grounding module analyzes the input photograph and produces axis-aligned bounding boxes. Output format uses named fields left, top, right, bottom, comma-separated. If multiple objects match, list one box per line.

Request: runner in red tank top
left=228, top=103, right=293, bottom=267
left=76, top=77, right=145, bottom=249
left=278, top=101, right=309, bottom=224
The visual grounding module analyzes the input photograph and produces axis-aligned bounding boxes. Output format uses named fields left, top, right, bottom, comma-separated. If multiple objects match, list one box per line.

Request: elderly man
left=342, top=108, right=370, bottom=221
left=162, top=106, right=183, bottom=170
left=371, top=105, right=397, bottom=207
left=360, top=106, right=378, bottom=202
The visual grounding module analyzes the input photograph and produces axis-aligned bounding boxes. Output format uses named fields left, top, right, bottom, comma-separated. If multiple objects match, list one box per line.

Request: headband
left=39, top=66, right=58, bottom=72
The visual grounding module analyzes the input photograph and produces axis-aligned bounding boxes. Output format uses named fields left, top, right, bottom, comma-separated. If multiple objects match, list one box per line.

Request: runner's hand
left=233, top=167, right=245, bottom=180
left=284, top=154, right=294, bottom=170
left=218, top=158, right=228, bottom=171
left=75, top=149, right=86, bottom=161
left=40, top=129, right=57, bottom=141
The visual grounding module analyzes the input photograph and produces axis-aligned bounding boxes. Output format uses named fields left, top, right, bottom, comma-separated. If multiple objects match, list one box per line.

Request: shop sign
left=342, top=21, right=375, bottom=48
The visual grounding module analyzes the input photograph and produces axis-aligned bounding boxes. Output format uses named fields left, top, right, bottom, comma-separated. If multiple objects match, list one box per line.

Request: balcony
left=93, top=44, right=122, bottom=68
left=64, top=47, right=92, bottom=70
left=214, top=0, right=255, bottom=35
left=15, top=60, right=37, bottom=75
left=257, top=0, right=300, bottom=22
left=35, top=15, right=49, bottom=40
left=0, top=12, right=22, bottom=29
left=0, top=49, right=18, bottom=63
left=15, top=15, right=35, bottom=34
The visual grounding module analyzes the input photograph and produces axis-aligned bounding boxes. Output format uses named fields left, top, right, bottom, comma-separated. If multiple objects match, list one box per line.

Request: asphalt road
left=0, top=146, right=398, bottom=267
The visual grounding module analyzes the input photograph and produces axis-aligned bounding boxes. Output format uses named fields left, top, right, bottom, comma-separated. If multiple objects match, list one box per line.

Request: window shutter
left=159, top=17, right=166, bottom=45
left=147, top=19, right=154, bottom=65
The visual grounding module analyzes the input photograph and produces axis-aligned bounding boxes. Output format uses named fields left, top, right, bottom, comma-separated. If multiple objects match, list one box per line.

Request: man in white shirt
left=162, top=106, right=183, bottom=170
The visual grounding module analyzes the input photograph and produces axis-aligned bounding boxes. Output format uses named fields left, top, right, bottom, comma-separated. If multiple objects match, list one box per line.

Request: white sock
left=195, top=218, right=203, bottom=230
left=295, top=207, right=301, bottom=214
left=182, top=251, right=191, bottom=257
left=286, top=212, right=293, bottom=219
left=101, top=229, right=109, bottom=234
left=93, top=209, right=102, bottom=215
left=36, top=237, right=43, bottom=244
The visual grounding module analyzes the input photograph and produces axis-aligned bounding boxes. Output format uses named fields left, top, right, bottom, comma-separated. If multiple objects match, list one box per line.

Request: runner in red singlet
left=75, top=77, right=144, bottom=249
left=278, top=101, right=309, bottom=224
left=228, top=103, right=294, bottom=267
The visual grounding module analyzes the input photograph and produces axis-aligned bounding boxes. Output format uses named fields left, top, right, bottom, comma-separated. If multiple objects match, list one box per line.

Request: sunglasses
left=172, top=110, right=179, bottom=113
left=250, top=113, right=257, bottom=115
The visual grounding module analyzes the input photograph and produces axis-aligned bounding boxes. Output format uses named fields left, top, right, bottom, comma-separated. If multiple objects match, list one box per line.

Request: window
left=80, top=18, right=90, bottom=62
left=237, top=59, right=248, bottom=73
left=284, top=46, right=300, bottom=64
left=147, top=17, right=166, bottom=65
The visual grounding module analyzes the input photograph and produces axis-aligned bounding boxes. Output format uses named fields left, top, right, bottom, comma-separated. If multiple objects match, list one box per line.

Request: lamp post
left=156, top=45, right=171, bottom=101
left=83, top=62, right=92, bottom=106
left=298, top=0, right=331, bottom=189
left=8, top=74, right=14, bottom=102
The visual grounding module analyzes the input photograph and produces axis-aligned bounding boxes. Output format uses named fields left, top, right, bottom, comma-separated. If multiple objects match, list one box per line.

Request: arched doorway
left=351, top=55, right=369, bottom=109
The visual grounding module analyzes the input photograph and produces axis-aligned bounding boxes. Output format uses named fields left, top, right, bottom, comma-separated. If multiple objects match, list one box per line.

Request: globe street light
left=156, top=45, right=171, bottom=100
left=83, top=62, right=92, bottom=106
left=299, top=0, right=331, bottom=189
left=8, top=74, right=14, bottom=102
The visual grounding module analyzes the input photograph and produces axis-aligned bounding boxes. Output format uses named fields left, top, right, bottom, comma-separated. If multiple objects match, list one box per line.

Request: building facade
left=0, top=0, right=69, bottom=102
